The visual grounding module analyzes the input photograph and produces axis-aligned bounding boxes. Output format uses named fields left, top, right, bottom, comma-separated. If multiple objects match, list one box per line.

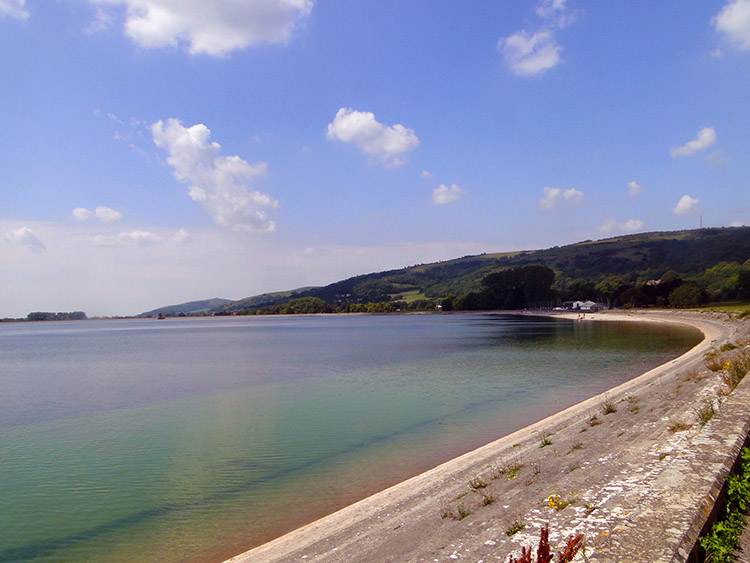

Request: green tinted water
left=0, top=314, right=701, bottom=561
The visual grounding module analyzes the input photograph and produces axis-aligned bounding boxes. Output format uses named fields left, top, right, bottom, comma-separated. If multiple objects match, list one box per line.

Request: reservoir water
left=0, top=313, right=701, bottom=562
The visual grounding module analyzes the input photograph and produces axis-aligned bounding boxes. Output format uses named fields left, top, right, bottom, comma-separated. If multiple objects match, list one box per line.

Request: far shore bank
left=227, top=309, right=750, bottom=563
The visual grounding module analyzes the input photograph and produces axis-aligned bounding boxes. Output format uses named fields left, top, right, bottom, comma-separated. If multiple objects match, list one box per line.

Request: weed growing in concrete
left=540, top=432, right=552, bottom=448
left=505, top=519, right=525, bottom=536
left=468, top=477, right=487, bottom=490
left=601, top=396, right=617, bottom=415
left=456, top=504, right=471, bottom=520
left=668, top=418, right=692, bottom=432
left=722, top=350, right=750, bottom=391
left=695, top=400, right=716, bottom=426
left=588, top=414, right=602, bottom=426
left=482, top=492, right=495, bottom=506
left=547, top=491, right=577, bottom=511
left=567, top=442, right=583, bottom=454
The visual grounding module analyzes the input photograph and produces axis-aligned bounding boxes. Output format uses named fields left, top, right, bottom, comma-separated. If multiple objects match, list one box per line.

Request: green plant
left=601, top=396, right=617, bottom=415
left=722, top=350, right=750, bottom=390
left=457, top=504, right=471, bottom=520
left=547, top=491, right=577, bottom=511
left=698, top=447, right=750, bottom=562
left=468, top=477, right=487, bottom=490
left=482, top=492, right=495, bottom=506
left=540, top=432, right=552, bottom=448
left=668, top=418, right=691, bottom=432
left=567, top=442, right=583, bottom=454
left=505, top=519, right=525, bottom=536
left=695, top=400, right=716, bottom=426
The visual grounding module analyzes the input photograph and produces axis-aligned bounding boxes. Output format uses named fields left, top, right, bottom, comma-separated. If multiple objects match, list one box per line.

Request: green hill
left=149, top=227, right=750, bottom=316
left=228, top=227, right=750, bottom=311
left=139, top=298, right=233, bottom=318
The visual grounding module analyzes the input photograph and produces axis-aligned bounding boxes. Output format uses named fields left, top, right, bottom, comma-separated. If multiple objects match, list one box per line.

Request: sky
left=1, top=0, right=749, bottom=317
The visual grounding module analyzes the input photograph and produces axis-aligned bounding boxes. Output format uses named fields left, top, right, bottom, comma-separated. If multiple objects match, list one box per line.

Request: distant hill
left=221, top=227, right=750, bottom=310
left=144, top=227, right=750, bottom=315
left=139, top=298, right=233, bottom=318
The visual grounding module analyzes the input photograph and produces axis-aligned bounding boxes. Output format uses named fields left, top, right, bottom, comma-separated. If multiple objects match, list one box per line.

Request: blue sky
left=1, top=0, right=749, bottom=317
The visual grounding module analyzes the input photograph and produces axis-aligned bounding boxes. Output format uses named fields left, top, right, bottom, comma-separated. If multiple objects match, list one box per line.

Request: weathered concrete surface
left=226, top=311, right=750, bottom=563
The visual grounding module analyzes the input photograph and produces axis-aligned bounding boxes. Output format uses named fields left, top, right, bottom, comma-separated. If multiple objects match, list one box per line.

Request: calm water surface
left=0, top=314, right=701, bottom=562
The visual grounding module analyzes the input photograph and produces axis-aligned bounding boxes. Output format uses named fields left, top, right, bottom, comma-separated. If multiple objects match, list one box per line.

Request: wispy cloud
left=326, top=108, right=419, bottom=167
left=4, top=226, right=45, bottom=251
left=88, top=0, right=313, bottom=56
left=627, top=181, right=643, bottom=198
left=498, top=0, right=579, bottom=76
left=73, top=206, right=123, bottom=222
left=599, top=218, right=644, bottom=234
left=0, top=0, right=28, bottom=21
left=152, top=118, right=277, bottom=233
left=539, top=186, right=583, bottom=210
left=670, top=127, right=717, bottom=158
left=431, top=184, right=465, bottom=205
left=713, top=0, right=750, bottom=51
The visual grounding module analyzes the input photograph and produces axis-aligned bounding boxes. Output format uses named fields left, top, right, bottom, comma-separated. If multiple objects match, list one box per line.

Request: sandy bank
left=227, top=310, right=749, bottom=563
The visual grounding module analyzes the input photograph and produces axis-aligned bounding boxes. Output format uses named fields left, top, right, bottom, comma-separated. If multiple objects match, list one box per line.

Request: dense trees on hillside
left=27, top=311, right=87, bottom=321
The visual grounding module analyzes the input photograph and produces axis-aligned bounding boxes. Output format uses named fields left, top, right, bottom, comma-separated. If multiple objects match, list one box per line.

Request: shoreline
left=227, top=310, right=748, bottom=562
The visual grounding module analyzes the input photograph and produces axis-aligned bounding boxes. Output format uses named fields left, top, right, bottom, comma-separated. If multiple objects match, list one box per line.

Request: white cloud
left=730, top=220, right=747, bottom=227
left=173, top=228, right=191, bottom=243
left=670, top=127, right=717, bottom=158
left=673, top=195, right=699, bottom=215
left=72, top=206, right=123, bottom=222
left=326, top=108, right=419, bottom=167
left=499, top=30, right=562, bottom=76
left=431, top=184, right=465, bottom=205
left=538, top=186, right=583, bottom=210
left=90, top=0, right=313, bottom=56
left=421, top=170, right=433, bottom=179
left=714, top=0, right=750, bottom=51
left=152, top=118, right=277, bottom=232
left=0, top=0, right=28, bottom=21
left=600, top=218, right=644, bottom=234
left=4, top=226, right=45, bottom=251
left=95, top=206, right=123, bottom=222
left=627, top=181, right=643, bottom=197
left=73, top=207, right=93, bottom=221
left=498, top=0, right=578, bottom=76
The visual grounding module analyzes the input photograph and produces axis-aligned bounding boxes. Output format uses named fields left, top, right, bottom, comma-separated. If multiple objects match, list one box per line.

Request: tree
left=668, top=282, right=706, bottom=309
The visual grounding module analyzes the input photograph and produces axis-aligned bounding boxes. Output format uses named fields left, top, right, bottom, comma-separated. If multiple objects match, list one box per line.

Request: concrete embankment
left=227, top=310, right=750, bottom=563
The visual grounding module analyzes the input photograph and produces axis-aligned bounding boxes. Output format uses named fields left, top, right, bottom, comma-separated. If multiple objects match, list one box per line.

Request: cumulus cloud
left=4, top=226, right=45, bottom=251
left=73, top=207, right=93, bottom=221
left=539, top=187, right=583, bottom=210
left=600, top=218, right=644, bottom=234
left=628, top=181, right=643, bottom=197
left=89, top=0, right=313, bottom=56
left=152, top=118, right=277, bottom=232
left=713, top=0, right=750, bottom=50
left=0, top=0, right=28, bottom=20
left=498, top=0, right=578, bottom=76
left=674, top=195, right=699, bottom=215
left=670, top=127, right=717, bottom=158
left=72, top=206, right=123, bottom=222
left=326, top=108, right=419, bottom=167
left=431, top=184, right=465, bottom=205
